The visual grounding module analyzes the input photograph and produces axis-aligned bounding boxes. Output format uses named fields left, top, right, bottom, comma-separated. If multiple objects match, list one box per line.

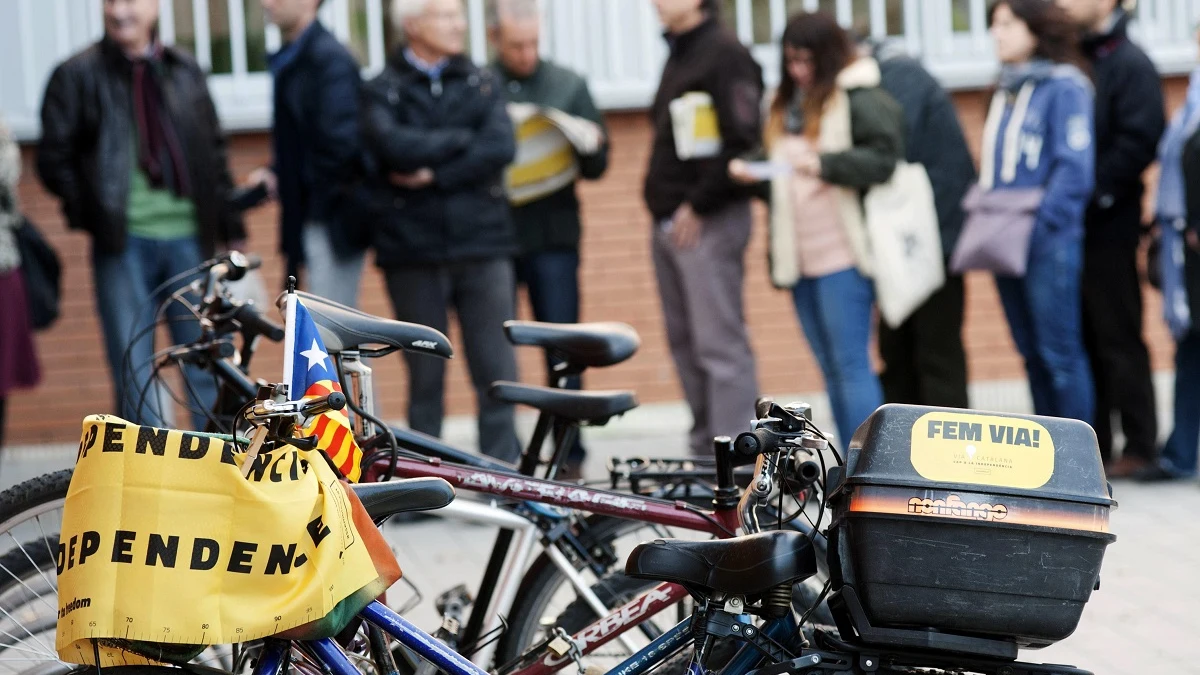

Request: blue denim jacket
left=983, top=65, right=1095, bottom=241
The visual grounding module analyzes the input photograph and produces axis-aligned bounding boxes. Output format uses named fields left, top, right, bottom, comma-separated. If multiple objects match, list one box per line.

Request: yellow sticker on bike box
left=909, top=412, right=1054, bottom=489
left=55, top=415, right=389, bottom=667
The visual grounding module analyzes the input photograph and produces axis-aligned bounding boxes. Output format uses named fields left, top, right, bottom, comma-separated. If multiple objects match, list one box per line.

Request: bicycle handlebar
left=244, top=391, right=346, bottom=424
left=202, top=251, right=262, bottom=310
left=232, top=302, right=285, bottom=342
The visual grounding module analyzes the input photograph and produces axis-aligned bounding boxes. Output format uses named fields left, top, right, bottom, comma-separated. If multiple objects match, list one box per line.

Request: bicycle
left=0, top=255, right=831, bottom=675
left=56, top=381, right=823, bottom=675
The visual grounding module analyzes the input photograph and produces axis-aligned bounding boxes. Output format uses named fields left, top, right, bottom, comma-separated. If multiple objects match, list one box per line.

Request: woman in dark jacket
left=729, top=11, right=904, bottom=447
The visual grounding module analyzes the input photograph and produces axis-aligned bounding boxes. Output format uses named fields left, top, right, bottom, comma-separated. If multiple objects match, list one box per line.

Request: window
left=243, top=0, right=268, bottom=72
left=172, top=0, right=197, bottom=57
left=208, top=0, right=233, bottom=75
left=952, top=0, right=972, bottom=33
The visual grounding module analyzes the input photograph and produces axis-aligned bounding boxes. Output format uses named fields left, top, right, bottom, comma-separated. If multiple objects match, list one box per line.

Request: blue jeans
left=93, top=235, right=217, bottom=430
left=995, top=234, right=1094, bottom=422
left=1161, top=331, right=1200, bottom=477
left=516, top=250, right=585, bottom=464
left=792, top=268, right=883, bottom=447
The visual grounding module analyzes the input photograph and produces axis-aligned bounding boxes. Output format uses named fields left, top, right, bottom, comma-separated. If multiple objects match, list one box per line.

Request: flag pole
left=281, top=276, right=298, bottom=398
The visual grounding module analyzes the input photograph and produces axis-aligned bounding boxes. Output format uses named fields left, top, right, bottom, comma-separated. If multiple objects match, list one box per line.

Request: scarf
left=996, top=58, right=1056, bottom=94
left=130, top=45, right=190, bottom=198
left=1155, top=67, right=1200, bottom=340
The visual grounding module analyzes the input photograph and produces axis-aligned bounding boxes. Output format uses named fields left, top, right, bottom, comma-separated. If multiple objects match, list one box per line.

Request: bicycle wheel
left=0, top=472, right=237, bottom=675
left=493, top=514, right=702, bottom=672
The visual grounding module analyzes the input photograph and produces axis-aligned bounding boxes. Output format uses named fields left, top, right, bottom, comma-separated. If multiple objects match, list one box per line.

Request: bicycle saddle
left=352, top=477, right=454, bottom=519
left=489, top=381, right=638, bottom=424
left=504, top=321, right=640, bottom=369
left=295, top=291, right=453, bottom=359
left=625, top=531, right=818, bottom=598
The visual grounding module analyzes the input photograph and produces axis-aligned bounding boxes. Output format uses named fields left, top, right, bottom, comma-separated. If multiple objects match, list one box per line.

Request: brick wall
left=4, top=77, right=1187, bottom=446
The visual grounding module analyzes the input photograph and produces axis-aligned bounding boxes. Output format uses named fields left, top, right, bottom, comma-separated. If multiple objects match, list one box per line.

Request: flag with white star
left=284, top=298, right=363, bottom=482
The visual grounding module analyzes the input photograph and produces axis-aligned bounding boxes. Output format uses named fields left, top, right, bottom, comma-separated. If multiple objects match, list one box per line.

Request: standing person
left=37, top=0, right=244, bottom=429
left=362, top=0, right=521, bottom=462
left=489, top=0, right=610, bottom=476
left=253, top=0, right=368, bottom=308
left=1139, top=48, right=1200, bottom=483
left=729, top=12, right=905, bottom=447
left=0, top=116, right=41, bottom=450
left=977, top=0, right=1096, bottom=423
left=861, top=36, right=975, bottom=409
left=645, top=0, right=763, bottom=457
left=1057, top=0, right=1163, bottom=476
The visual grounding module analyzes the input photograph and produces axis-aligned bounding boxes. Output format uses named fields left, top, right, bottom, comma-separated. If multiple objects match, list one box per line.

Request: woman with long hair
left=729, top=11, right=904, bottom=447
left=969, top=0, right=1095, bottom=422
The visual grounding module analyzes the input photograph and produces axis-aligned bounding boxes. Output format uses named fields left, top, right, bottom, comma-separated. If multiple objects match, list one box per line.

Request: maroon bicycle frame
left=368, top=456, right=740, bottom=533
left=365, top=455, right=741, bottom=674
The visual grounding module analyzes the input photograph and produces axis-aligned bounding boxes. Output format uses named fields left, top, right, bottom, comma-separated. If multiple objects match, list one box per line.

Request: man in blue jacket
left=255, top=0, right=368, bottom=308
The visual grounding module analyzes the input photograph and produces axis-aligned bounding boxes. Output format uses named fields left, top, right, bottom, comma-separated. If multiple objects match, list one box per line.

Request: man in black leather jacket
left=362, top=0, right=521, bottom=462
left=36, top=0, right=243, bottom=429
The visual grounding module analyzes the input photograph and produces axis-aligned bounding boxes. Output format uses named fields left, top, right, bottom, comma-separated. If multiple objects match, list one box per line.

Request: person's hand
left=728, top=159, right=758, bottom=185
left=247, top=167, right=278, bottom=201
left=390, top=168, right=435, bottom=189
left=1187, top=229, right=1200, bottom=252
left=792, top=152, right=822, bottom=177
left=670, top=203, right=702, bottom=250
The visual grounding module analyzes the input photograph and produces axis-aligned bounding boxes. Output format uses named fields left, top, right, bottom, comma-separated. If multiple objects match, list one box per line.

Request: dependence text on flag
left=282, top=292, right=363, bottom=482
left=55, top=417, right=398, bottom=666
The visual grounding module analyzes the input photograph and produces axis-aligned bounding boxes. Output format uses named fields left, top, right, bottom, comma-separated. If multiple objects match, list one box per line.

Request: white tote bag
left=864, top=161, right=944, bottom=328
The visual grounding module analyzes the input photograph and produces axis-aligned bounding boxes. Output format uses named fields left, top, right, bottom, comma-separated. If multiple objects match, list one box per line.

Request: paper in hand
left=742, top=161, right=793, bottom=180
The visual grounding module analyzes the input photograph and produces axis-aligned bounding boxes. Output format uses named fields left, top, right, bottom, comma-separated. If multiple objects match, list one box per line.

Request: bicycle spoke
left=0, top=632, right=58, bottom=659
left=0, top=603, right=56, bottom=656
left=0, top=563, right=56, bottom=619
left=35, top=517, right=59, bottom=569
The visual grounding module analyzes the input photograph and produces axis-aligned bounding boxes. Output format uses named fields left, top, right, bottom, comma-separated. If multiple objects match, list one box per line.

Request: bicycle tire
left=493, top=514, right=681, bottom=669
left=0, top=470, right=72, bottom=530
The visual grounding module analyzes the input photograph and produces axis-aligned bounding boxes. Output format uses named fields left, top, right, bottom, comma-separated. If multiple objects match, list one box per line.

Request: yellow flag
left=56, top=416, right=387, bottom=666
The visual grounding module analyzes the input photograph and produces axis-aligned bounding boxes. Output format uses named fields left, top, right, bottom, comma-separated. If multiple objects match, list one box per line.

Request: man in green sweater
left=490, top=0, right=609, bottom=477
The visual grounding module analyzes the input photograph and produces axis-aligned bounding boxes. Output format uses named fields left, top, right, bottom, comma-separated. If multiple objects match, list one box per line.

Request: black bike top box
left=826, top=404, right=1116, bottom=653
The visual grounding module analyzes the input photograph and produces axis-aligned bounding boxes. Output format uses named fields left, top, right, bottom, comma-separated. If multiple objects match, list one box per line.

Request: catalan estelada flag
left=282, top=295, right=363, bottom=482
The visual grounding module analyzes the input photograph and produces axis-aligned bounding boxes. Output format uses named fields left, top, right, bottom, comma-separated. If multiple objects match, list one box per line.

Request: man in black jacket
left=1059, top=0, right=1164, bottom=477
left=256, top=0, right=367, bottom=308
left=490, top=0, right=610, bottom=475
left=864, top=37, right=976, bottom=409
left=646, top=0, right=763, bottom=457
left=37, top=0, right=243, bottom=429
left=362, top=0, right=520, bottom=462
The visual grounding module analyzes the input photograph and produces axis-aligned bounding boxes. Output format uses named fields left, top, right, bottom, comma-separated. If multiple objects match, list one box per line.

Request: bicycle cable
left=118, top=264, right=210, bottom=408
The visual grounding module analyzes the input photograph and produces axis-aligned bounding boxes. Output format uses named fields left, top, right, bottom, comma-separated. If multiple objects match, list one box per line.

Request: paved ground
left=3, top=378, right=1196, bottom=674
